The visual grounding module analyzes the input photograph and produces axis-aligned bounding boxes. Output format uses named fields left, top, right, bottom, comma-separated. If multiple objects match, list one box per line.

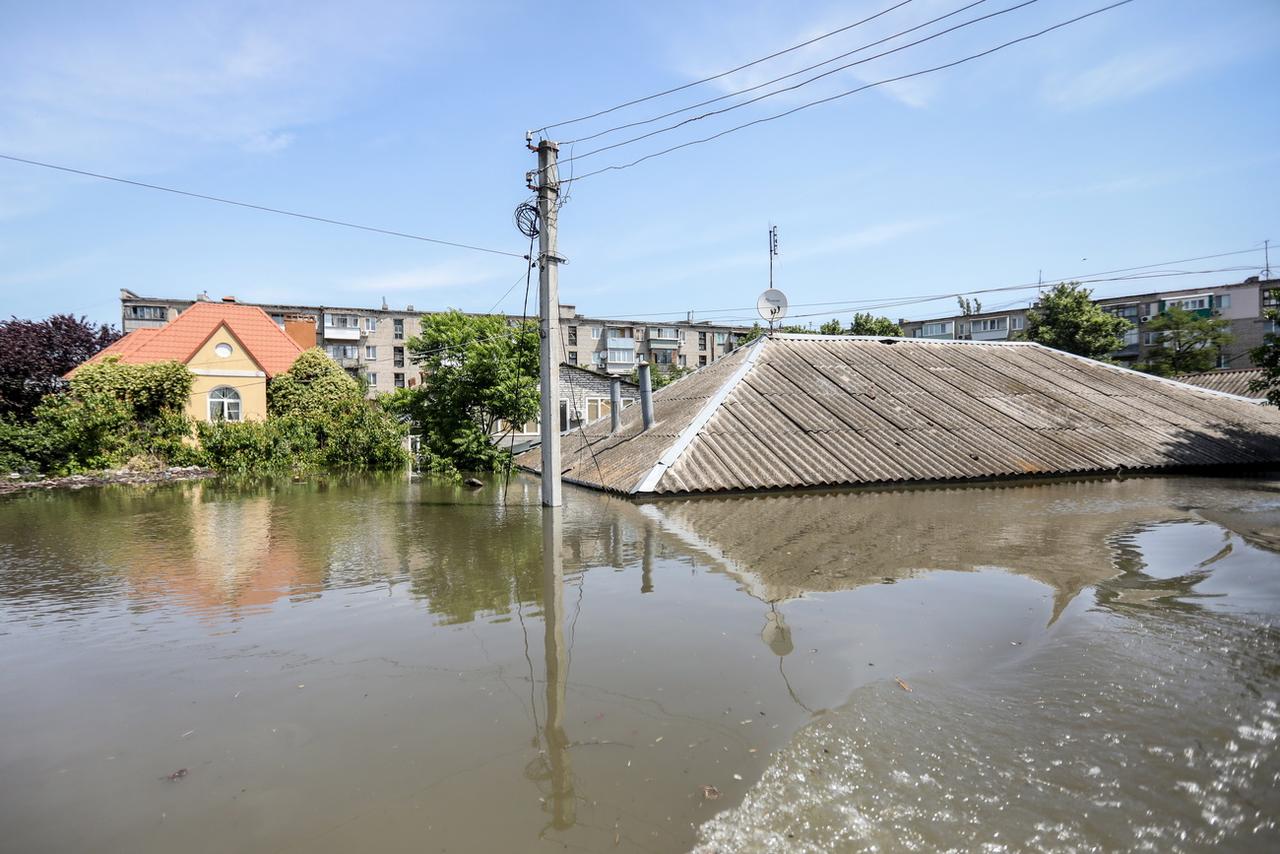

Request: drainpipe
left=610, top=376, right=622, bottom=432
left=638, top=363, right=655, bottom=430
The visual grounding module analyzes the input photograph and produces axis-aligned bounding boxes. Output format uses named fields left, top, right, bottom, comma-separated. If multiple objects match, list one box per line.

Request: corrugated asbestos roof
left=1173, top=368, right=1265, bottom=399
left=517, top=334, right=1280, bottom=495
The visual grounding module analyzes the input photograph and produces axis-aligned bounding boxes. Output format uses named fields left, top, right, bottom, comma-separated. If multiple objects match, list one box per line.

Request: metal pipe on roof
left=638, top=363, right=655, bottom=430
left=610, top=376, right=622, bottom=433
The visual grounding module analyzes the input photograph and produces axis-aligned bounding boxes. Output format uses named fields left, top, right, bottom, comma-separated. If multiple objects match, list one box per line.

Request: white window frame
left=590, top=326, right=602, bottom=340
left=367, top=372, right=378, bottom=386
left=365, top=345, right=377, bottom=359
left=365, top=317, right=377, bottom=332
left=207, top=386, right=242, bottom=423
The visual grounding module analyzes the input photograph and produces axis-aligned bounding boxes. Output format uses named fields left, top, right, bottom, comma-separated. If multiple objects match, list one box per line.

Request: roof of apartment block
left=85, top=301, right=305, bottom=377
left=517, top=333, right=1280, bottom=496
left=1172, top=368, right=1265, bottom=399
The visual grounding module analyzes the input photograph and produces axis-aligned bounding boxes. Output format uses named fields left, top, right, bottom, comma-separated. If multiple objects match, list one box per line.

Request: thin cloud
left=1041, top=44, right=1209, bottom=110
left=345, top=263, right=505, bottom=294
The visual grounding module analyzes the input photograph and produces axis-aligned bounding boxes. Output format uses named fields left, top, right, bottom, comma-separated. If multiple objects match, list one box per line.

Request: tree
left=9, top=358, right=196, bottom=474
left=1024, top=282, right=1130, bottom=359
left=957, top=296, right=982, bottom=316
left=630, top=364, right=692, bottom=389
left=395, top=310, right=539, bottom=472
left=1137, top=306, right=1233, bottom=377
left=818, top=318, right=844, bottom=336
left=1250, top=288, right=1280, bottom=405
left=0, top=314, right=120, bottom=420
left=848, top=313, right=902, bottom=336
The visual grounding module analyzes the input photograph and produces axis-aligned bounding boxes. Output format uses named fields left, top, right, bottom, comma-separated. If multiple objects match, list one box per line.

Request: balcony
left=606, top=336, right=635, bottom=348
left=324, top=326, right=361, bottom=341
left=647, top=328, right=680, bottom=347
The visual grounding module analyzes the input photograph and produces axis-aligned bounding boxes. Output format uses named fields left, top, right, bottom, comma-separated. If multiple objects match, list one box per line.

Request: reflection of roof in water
left=520, top=335, right=1280, bottom=496
left=637, top=477, right=1280, bottom=622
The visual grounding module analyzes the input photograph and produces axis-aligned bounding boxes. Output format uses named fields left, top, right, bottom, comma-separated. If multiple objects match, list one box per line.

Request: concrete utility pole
left=536, top=141, right=562, bottom=507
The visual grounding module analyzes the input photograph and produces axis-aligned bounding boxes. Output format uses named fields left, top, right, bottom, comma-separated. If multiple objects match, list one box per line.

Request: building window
left=326, top=344, right=358, bottom=359
left=271, top=314, right=285, bottom=327
left=590, top=326, right=602, bottom=340
left=365, top=345, right=377, bottom=359
left=367, top=372, right=378, bottom=386
left=1011, top=315, right=1024, bottom=331
left=325, top=313, right=360, bottom=329
left=699, top=355, right=707, bottom=367
left=567, top=350, right=578, bottom=365
left=715, top=332, right=727, bottom=344
left=678, top=354, right=686, bottom=367
left=128, top=305, right=167, bottom=320
left=652, top=349, right=673, bottom=366
left=1171, top=296, right=1209, bottom=311
left=922, top=321, right=953, bottom=337
left=1263, top=289, right=1279, bottom=309
left=365, top=317, right=377, bottom=332
left=393, top=319, right=405, bottom=339
left=1216, top=294, right=1231, bottom=310
left=394, top=373, right=405, bottom=388
left=207, top=386, right=241, bottom=422
left=568, top=326, right=578, bottom=346
left=214, top=342, right=233, bottom=358
left=607, top=348, right=631, bottom=364
left=974, top=317, right=1008, bottom=333
left=1122, top=328, right=1139, bottom=346
left=698, top=332, right=707, bottom=350
left=393, top=346, right=405, bottom=368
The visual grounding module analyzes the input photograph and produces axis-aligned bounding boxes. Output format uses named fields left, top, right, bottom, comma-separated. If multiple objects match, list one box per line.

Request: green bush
left=198, top=351, right=409, bottom=475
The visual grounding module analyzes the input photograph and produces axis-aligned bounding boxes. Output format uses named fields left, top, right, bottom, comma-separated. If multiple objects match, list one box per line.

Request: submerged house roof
left=1172, top=367, right=1265, bottom=400
left=78, top=301, right=305, bottom=377
left=518, top=334, right=1280, bottom=496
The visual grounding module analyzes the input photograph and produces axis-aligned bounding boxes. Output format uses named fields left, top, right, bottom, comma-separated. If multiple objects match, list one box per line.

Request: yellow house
left=77, top=299, right=307, bottom=422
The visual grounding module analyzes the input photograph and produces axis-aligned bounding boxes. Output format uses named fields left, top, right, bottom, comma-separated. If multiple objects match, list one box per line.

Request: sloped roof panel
left=518, top=335, right=1280, bottom=495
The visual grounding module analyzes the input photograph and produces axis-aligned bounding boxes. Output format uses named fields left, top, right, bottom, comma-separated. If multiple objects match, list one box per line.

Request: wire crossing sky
left=0, top=0, right=1276, bottom=328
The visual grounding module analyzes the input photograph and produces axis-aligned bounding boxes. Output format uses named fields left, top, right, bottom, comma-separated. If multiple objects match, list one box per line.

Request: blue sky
left=2, top=0, right=1277, bottom=329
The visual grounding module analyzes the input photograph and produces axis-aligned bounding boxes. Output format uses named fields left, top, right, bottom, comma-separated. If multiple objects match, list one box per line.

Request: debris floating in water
left=700, top=785, right=721, bottom=800
left=895, top=678, right=912, bottom=692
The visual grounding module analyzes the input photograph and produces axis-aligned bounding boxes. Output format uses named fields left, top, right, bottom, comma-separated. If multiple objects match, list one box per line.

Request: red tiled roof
left=78, top=302, right=305, bottom=377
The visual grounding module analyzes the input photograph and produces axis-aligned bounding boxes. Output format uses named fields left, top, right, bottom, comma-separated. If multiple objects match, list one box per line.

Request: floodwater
left=1, top=476, right=1278, bottom=853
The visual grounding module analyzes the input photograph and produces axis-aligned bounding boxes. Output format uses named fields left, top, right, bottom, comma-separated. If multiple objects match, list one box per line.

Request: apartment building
left=556, top=306, right=751, bottom=375
left=898, top=276, right=1277, bottom=368
left=120, top=291, right=752, bottom=396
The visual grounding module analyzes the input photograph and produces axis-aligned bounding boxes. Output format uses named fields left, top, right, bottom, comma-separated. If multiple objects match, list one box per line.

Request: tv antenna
left=768, top=224, right=779, bottom=289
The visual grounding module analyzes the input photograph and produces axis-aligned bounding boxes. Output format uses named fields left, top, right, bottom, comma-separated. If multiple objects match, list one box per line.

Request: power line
left=560, top=0, right=1001, bottom=149
left=593, top=247, right=1264, bottom=321
left=0, top=153, right=526, bottom=259
left=531, top=0, right=918, bottom=135
left=564, top=0, right=1136, bottom=184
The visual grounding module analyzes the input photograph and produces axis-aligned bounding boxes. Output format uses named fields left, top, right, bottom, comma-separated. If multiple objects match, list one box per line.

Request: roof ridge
left=632, top=336, right=768, bottom=494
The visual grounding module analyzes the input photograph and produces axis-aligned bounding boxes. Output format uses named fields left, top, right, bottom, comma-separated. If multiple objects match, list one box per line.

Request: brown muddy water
left=1, top=475, right=1278, bottom=853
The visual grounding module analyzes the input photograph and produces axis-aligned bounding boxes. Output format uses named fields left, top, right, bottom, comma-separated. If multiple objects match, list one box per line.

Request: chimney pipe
left=638, top=363, right=655, bottom=430
left=609, top=376, right=622, bottom=432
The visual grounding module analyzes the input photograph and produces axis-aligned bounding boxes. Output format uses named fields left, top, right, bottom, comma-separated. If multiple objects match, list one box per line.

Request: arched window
left=208, top=386, right=241, bottom=422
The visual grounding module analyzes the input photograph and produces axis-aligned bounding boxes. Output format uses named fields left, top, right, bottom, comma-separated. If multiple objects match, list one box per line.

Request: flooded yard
left=2, top=475, right=1278, bottom=852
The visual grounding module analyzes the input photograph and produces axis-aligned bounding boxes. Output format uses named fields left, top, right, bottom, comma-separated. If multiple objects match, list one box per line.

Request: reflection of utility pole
left=541, top=506, right=574, bottom=830
left=641, top=526, right=654, bottom=594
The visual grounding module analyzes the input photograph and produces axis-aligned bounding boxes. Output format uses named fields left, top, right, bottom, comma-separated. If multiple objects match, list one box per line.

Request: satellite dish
left=757, top=288, right=788, bottom=323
